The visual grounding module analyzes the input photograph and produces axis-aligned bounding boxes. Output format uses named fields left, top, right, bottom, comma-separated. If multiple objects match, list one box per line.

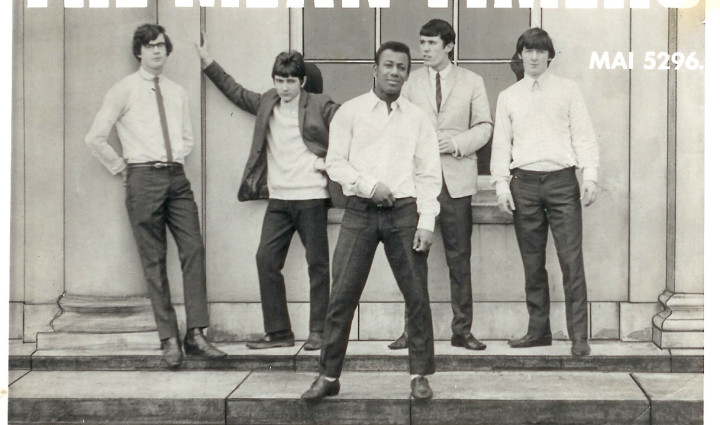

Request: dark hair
left=515, top=27, right=555, bottom=59
left=272, top=50, right=306, bottom=79
left=304, top=62, right=323, bottom=94
left=132, top=24, right=173, bottom=61
left=510, top=51, right=524, bottom=81
left=420, top=19, right=455, bottom=60
left=374, top=41, right=412, bottom=71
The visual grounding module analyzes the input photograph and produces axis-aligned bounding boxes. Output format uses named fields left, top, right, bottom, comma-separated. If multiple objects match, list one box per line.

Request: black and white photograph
left=2, top=0, right=713, bottom=423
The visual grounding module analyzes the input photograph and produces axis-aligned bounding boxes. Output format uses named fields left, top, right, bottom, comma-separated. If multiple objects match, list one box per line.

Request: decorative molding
left=652, top=290, right=703, bottom=348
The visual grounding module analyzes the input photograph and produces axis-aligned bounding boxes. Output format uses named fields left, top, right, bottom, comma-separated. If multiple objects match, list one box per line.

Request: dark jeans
left=256, top=198, right=330, bottom=335
left=510, top=167, right=588, bottom=341
left=402, top=180, right=474, bottom=337
left=125, top=165, right=209, bottom=341
left=320, top=197, right=435, bottom=378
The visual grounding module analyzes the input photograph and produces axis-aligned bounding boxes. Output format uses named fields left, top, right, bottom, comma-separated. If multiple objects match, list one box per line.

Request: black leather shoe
left=246, top=331, right=295, bottom=349
left=388, top=332, right=408, bottom=350
left=301, top=376, right=340, bottom=400
left=508, top=334, right=552, bottom=348
left=410, top=376, right=433, bottom=399
left=304, top=331, right=323, bottom=351
left=571, top=338, right=591, bottom=356
left=184, top=328, right=227, bottom=358
left=161, top=337, right=183, bottom=369
left=451, top=333, right=487, bottom=351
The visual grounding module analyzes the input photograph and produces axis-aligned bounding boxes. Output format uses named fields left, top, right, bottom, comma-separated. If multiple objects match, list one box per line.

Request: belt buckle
left=153, top=162, right=168, bottom=169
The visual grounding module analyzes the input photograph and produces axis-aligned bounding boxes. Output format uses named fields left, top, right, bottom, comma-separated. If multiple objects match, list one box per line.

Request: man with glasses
left=85, top=24, right=226, bottom=369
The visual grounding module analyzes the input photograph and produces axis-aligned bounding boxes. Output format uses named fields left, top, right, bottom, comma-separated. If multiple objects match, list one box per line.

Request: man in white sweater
left=490, top=28, right=599, bottom=357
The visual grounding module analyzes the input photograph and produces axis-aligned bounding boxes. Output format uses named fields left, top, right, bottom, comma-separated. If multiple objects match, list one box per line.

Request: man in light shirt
left=490, top=28, right=599, bottom=357
left=391, top=19, right=493, bottom=351
left=85, top=24, right=226, bottom=368
left=195, top=41, right=340, bottom=351
left=302, top=41, right=442, bottom=401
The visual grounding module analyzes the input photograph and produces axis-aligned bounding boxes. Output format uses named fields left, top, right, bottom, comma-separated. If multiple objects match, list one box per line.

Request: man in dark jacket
left=196, top=40, right=340, bottom=351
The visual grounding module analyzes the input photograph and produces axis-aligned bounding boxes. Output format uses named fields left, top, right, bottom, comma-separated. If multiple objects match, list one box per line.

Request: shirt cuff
left=494, top=180, right=511, bottom=197
left=356, top=175, right=379, bottom=198
left=451, top=139, right=461, bottom=158
left=111, top=159, right=127, bottom=175
left=582, top=167, right=598, bottom=183
left=417, top=214, right=436, bottom=233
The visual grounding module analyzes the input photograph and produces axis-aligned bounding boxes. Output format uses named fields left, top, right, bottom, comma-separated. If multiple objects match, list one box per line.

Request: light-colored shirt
left=326, top=90, right=442, bottom=232
left=85, top=67, right=194, bottom=175
left=266, top=95, right=329, bottom=200
left=490, top=71, right=599, bottom=196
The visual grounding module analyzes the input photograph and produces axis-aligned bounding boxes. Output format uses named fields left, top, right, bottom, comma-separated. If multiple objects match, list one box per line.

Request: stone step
left=8, top=369, right=703, bottom=424
left=17, top=340, right=703, bottom=373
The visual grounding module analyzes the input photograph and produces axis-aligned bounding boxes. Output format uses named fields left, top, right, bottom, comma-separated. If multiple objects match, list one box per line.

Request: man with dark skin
left=301, top=41, right=442, bottom=401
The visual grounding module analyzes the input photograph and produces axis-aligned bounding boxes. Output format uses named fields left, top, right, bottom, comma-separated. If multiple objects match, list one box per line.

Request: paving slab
left=669, top=349, right=704, bottom=372
left=633, top=373, right=703, bottom=425
left=296, top=340, right=673, bottom=372
left=411, top=371, right=651, bottom=425
left=296, top=341, right=407, bottom=372
left=8, top=370, right=30, bottom=385
left=9, top=370, right=249, bottom=424
left=9, top=341, right=36, bottom=370
left=32, top=342, right=302, bottom=371
left=227, top=371, right=411, bottom=425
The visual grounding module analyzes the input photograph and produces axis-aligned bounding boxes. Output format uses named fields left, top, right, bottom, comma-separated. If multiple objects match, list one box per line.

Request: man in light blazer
left=390, top=19, right=493, bottom=351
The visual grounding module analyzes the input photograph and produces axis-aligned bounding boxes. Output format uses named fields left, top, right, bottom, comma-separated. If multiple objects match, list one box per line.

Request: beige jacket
left=403, top=65, right=493, bottom=198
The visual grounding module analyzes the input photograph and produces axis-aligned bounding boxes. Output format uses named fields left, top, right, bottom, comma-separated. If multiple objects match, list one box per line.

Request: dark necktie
left=153, top=77, right=174, bottom=163
left=435, top=72, right=442, bottom=113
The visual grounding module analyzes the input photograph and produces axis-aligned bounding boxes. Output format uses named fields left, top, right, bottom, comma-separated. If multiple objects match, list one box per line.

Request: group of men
left=85, top=19, right=599, bottom=401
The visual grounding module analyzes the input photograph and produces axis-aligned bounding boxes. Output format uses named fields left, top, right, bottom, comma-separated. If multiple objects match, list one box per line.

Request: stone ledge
left=17, top=340, right=703, bottom=373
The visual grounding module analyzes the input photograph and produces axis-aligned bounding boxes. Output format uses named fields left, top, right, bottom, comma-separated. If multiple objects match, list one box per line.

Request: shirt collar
left=428, top=63, right=452, bottom=81
left=523, top=70, right=551, bottom=91
left=366, top=89, right=409, bottom=112
left=138, top=67, right=163, bottom=81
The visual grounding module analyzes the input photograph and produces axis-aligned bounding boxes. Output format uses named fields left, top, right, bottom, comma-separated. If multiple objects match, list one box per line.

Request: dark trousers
left=320, top=197, right=435, bottom=378
left=403, top=181, right=473, bottom=336
left=510, top=167, right=588, bottom=341
left=125, top=165, right=209, bottom=341
left=256, top=198, right=330, bottom=335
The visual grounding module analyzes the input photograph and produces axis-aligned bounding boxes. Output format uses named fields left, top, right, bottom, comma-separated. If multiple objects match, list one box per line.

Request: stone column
left=36, top=3, right=203, bottom=351
left=652, top=3, right=705, bottom=349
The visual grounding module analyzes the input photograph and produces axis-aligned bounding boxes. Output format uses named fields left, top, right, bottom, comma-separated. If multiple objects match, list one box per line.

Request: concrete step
left=8, top=369, right=703, bottom=424
left=15, top=340, right=703, bottom=373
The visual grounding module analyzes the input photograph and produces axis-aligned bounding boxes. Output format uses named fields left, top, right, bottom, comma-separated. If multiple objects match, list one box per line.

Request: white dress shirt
left=326, top=90, right=442, bottom=231
left=85, top=67, right=194, bottom=175
left=490, top=71, right=599, bottom=196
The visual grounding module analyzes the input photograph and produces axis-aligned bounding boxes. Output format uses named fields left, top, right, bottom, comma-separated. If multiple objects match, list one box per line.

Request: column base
left=40, top=294, right=160, bottom=351
left=652, top=291, right=703, bottom=349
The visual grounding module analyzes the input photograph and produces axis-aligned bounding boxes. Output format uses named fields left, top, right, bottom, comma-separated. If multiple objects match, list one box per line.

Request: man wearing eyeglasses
left=85, top=24, right=226, bottom=369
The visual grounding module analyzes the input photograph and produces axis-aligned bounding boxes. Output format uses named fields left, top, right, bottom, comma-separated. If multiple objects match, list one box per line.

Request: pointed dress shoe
left=304, top=331, right=323, bottom=351
left=451, top=333, right=487, bottom=351
left=410, top=376, right=433, bottom=399
left=388, top=332, right=408, bottom=350
left=161, top=337, right=183, bottom=369
left=246, top=331, right=295, bottom=349
left=184, top=328, right=227, bottom=358
left=301, top=376, right=340, bottom=400
left=571, top=338, right=591, bottom=356
left=508, top=333, right=553, bottom=348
